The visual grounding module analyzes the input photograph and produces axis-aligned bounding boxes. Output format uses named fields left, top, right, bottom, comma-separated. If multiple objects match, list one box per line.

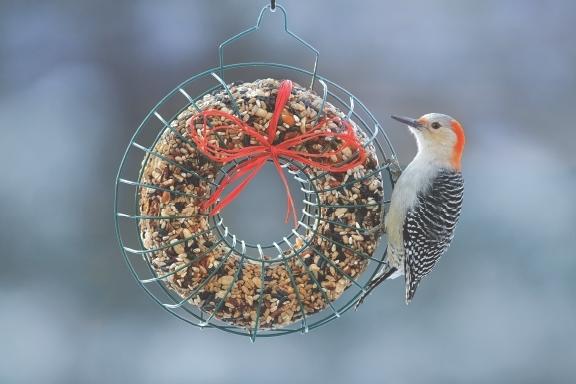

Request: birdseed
left=138, top=79, right=384, bottom=329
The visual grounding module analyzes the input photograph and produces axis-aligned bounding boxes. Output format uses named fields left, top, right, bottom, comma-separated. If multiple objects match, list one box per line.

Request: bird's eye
left=431, top=122, right=441, bottom=129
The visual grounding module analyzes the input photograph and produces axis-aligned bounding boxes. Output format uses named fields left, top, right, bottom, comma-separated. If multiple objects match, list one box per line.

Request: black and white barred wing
left=403, top=170, right=464, bottom=303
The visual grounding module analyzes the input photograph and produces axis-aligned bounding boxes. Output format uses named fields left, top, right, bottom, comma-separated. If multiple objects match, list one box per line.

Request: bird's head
left=391, top=113, right=465, bottom=170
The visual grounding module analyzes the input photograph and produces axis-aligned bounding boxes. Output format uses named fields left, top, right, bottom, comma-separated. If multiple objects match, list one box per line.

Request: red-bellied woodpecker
left=356, top=113, right=465, bottom=307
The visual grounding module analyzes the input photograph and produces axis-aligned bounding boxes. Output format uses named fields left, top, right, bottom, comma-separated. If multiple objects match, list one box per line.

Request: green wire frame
left=218, top=4, right=319, bottom=89
left=114, top=3, right=401, bottom=340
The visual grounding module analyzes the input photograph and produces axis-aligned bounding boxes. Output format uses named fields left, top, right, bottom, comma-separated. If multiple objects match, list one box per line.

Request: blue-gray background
left=1, top=1, right=575, bottom=383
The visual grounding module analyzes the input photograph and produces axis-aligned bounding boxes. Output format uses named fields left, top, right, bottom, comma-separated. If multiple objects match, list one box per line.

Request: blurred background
left=1, top=0, right=575, bottom=383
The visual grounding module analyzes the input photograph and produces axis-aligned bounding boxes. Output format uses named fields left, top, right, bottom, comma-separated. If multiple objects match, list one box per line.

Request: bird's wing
left=403, top=170, right=464, bottom=303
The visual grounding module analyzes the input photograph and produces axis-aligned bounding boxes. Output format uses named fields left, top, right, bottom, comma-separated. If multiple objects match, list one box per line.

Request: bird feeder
left=114, top=2, right=400, bottom=340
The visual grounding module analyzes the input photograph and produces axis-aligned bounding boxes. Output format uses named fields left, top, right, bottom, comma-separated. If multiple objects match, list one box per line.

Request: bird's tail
left=354, top=256, right=397, bottom=310
left=404, top=264, right=421, bottom=305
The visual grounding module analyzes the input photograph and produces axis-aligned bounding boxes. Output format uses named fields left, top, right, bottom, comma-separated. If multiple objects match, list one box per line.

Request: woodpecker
left=356, top=113, right=465, bottom=307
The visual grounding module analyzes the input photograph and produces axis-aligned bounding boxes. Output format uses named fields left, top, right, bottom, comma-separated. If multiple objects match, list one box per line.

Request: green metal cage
left=114, top=3, right=400, bottom=340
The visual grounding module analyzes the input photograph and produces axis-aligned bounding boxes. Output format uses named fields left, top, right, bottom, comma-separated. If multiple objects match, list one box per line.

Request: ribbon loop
left=186, top=80, right=366, bottom=227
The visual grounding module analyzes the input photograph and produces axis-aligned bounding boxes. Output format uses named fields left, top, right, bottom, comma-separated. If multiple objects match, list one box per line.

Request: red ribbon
left=186, top=80, right=366, bottom=226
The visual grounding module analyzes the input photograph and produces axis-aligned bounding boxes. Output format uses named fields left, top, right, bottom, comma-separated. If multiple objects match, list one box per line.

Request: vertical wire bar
left=283, top=236, right=340, bottom=317
left=200, top=240, right=247, bottom=326
left=346, top=95, right=355, bottom=121
left=178, top=88, right=202, bottom=113
left=250, top=244, right=267, bottom=342
left=210, top=72, right=241, bottom=116
left=310, top=79, right=327, bottom=123
left=292, top=226, right=367, bottom=293
left=273, top=242, right=308, bottom=333
left=163, top=245, right=236, bottom=309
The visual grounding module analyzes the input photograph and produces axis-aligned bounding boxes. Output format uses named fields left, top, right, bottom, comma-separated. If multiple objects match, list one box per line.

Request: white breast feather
left=385, top=147, right=451, bottom=270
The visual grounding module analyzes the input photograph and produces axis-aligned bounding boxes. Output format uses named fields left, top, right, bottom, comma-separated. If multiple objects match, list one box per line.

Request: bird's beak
left=391, top=115, right=423, bottom=130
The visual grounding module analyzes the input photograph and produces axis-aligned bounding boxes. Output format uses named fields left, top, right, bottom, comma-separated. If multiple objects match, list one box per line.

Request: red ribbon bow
left=186, top=80, right=366, bottom=226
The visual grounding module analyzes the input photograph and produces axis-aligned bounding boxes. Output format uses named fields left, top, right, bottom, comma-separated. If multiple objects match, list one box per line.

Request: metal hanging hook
left=218, top=3, right=319, bottom=89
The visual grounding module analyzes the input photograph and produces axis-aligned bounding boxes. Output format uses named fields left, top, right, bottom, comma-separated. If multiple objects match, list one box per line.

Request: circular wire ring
left=114, top=62, right=399, bottom=339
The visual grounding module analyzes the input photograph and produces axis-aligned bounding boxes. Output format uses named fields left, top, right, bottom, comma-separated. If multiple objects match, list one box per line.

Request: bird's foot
left=354, top=267, right=397, bottom=310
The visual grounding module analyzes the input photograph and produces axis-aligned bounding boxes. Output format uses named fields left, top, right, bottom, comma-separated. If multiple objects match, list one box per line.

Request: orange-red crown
left=450, top=119, right=465, bottom=170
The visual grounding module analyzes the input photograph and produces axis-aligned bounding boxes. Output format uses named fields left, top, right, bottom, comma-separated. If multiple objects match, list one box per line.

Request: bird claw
left=354, top=292, right=370, bottom=310
left=354, top=266, right=398, bottom=310
left=386, top=157, right=403, bottom=183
